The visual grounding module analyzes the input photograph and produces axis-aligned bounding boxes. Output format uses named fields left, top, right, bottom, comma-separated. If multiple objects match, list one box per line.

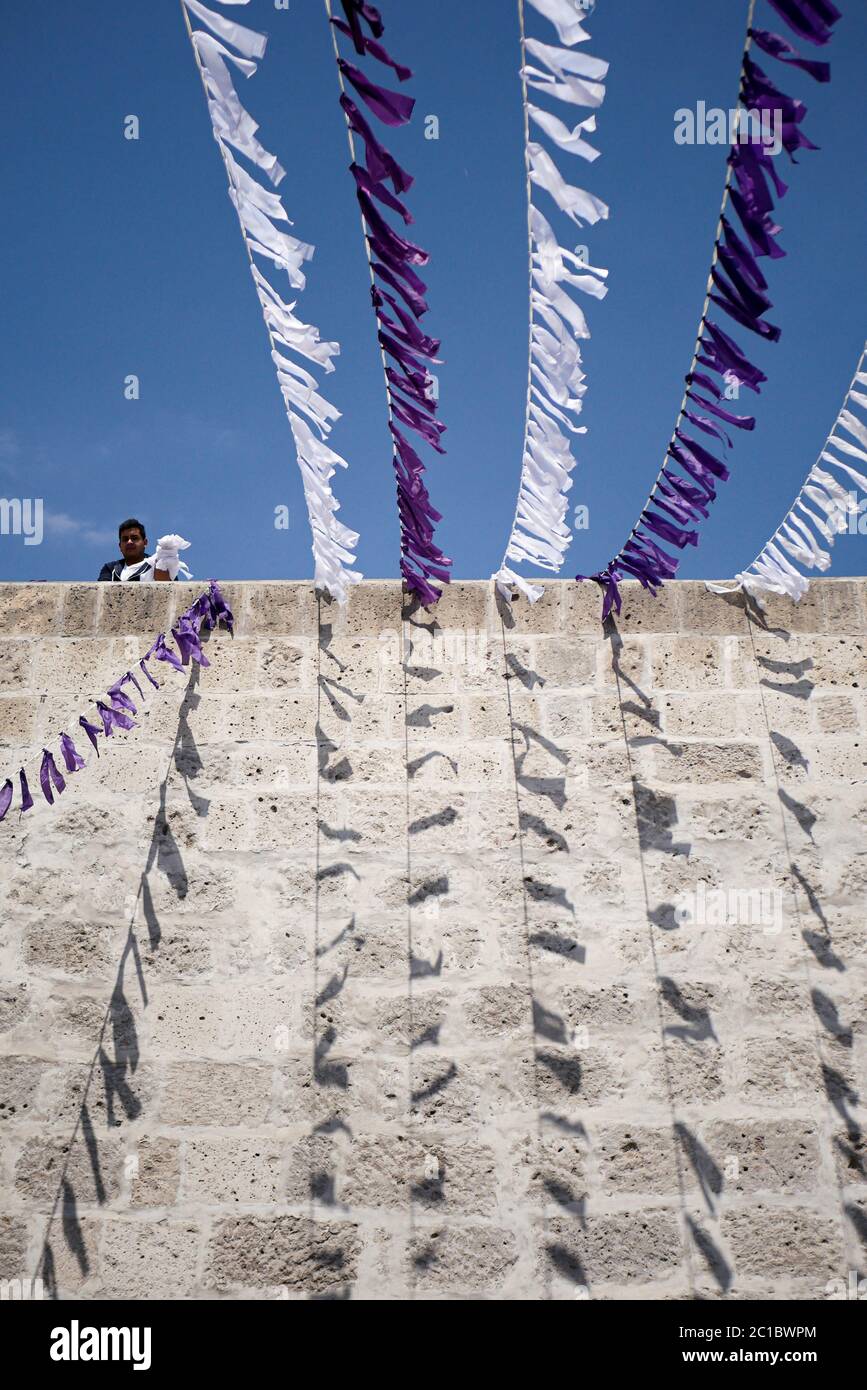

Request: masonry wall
left=0, top=577, right=865, bottom=1301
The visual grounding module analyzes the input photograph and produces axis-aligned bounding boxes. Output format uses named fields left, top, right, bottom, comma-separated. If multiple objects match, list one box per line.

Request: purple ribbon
left=59, top=733, right=86, bottom=772
left=0, top=778, right=13, bottom=821
left=352, top=163, right=413, bottom=224
left=641, top=510, right=698, bottom=549
left=107, top=685, right=137, bottom=716
left=674, top=431, right=734, bottom=480
left=39, top=749, right=66, bottom=805
left=372, top=259, right=428, bottom=319
left=749, top=27, right=831, bottom=81
left=682, top=410, right=734, bottom=449
left=172, top=615, right=211, bottom=668
left=207, top=580, right=234, bottom=633
left=357, top=190, right=429, bottom=266
left=149, top=633, right=184, bottom=673
left=765, top=0, right=840, bottom=46
left=96, top=700, right=137, bottom=737
left=659, top=469, right=712, bottom=517
left=19, top=768, right=33, bottom=812
left=338, top=58, right=415, bottom=127
left=686, top=391, right=756, bottom=430
left=341, top=0, right=385, bottom=41
left=79, top=714, right=102, bottom=755
left=700, top=320, right=767, bottom=392
left=332, top=17, right=411, bottom=81
left=720, top=214, right=768, bottom=291
left=140, top=657, right=160, bottom=690
left=340, top=94, right=413, bottom=193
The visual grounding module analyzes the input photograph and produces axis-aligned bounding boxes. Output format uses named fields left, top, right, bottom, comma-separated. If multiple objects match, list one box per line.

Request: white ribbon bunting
left=706, top=343, right=867, bottom=606
left=494, top=0, right=609, bottom=603
left=182, top=0, right=361, bottom=602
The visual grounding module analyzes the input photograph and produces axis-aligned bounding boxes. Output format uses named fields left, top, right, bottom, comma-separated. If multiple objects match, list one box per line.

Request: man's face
left=119, top=528, right=147, bottom=565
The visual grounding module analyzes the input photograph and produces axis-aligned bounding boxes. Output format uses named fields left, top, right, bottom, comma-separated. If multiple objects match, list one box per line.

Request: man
left=97, top=520, right=190, bottom=582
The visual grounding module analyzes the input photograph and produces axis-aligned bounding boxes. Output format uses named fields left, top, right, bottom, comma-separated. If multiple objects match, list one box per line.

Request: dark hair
left=118, top=517, right=147, bottom=540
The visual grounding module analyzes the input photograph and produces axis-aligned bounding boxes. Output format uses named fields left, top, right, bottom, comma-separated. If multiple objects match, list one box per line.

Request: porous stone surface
left=0, top=578, right=865, bottom=1300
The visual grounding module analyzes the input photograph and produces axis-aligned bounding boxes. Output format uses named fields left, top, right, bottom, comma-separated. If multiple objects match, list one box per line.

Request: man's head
left=118, top=518, right=148, bottom=565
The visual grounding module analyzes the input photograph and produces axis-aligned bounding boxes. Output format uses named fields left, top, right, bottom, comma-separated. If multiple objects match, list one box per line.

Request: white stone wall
left=0, top=578, right=865, bottom=1300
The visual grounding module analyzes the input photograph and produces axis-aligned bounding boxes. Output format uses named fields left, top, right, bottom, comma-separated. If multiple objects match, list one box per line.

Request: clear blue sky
left=1, top=0, right=864, bottom=583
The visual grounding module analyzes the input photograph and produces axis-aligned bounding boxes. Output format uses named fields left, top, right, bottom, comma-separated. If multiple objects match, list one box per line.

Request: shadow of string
left=498, top=610, right=552, bottom=1299
left=608, top=621, right=696, bottom=1296
left=402, top=596, right=419, bottom=1299
left=37, top=664, right=201, bottom=1297
left=743, top=597, right=857, bottom=1267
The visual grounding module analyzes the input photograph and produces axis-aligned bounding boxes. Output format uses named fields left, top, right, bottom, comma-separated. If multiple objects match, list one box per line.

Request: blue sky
left=1, top=0, right=864, bottom=584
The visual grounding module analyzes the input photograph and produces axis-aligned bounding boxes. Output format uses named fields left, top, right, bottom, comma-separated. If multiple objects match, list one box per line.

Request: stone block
left=245, top=584, right=318, bottom=637
left=98, top=585, right=178, bottom=636
left=0, top=640, right=32, bottom=691
left=100, top=1219, right=201, bottom=1298
left=158, top=1063, right=275, bottom=1128
left=129, top=1138, right=181, bottom=1208
left=182, top=1135, right=281, bottom=1204
left=0, top=585, right=60, bottom=634
left=722, top=1207, right=843, bottom=1279
left=205, top=1215, right=359, bottom=1295
left=410, top=1224, right=518, bottom=1292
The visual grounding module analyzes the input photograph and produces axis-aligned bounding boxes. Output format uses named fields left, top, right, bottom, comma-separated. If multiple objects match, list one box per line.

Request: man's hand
left=154, top=568, right=171, bottom=582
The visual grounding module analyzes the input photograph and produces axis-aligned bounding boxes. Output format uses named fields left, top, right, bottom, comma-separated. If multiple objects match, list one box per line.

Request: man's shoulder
left=97, top=560, right=119, bottom=581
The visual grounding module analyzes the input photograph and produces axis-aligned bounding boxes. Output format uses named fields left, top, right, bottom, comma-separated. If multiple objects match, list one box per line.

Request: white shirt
left=117, top=556, right=159, bottom=583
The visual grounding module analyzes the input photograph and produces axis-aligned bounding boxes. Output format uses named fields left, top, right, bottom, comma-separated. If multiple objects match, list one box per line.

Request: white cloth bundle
left=152, top=534, right=194, bottom=581
left=181, top=0, right=361, bottom=603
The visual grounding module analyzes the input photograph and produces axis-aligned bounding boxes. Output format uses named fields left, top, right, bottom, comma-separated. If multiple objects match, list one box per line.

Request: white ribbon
left=183, top=0, right=266, bottom=60
left=183, top=0, right=361, bottom=602
left=523, top=64, right=606, bottom=109
left=525, top=0, right=593, bottom=48
left=528, top=144, right=608, bottom=227
left=524, top=37, right=609, bottom=82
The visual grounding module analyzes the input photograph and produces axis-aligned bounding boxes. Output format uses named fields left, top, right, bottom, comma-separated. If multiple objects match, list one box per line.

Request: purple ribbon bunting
left=0, top=583, right=235, bottom=827
left=332, top=4, right=451, bottom=606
